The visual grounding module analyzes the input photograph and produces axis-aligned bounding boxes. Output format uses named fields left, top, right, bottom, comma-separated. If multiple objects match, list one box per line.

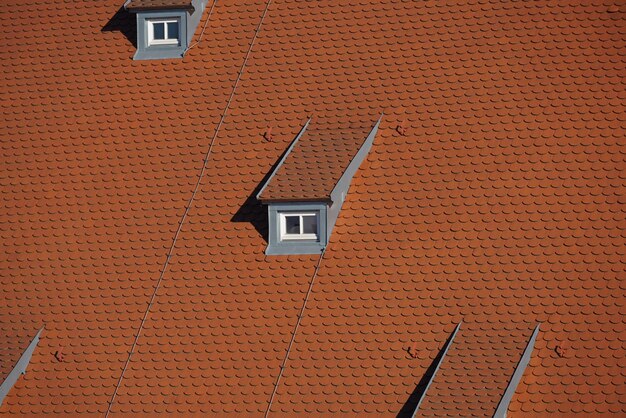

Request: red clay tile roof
left=1, top=0, right=625, bottom=416
left=258, top=116, right=377, bottom=202
left=125, top=0, right=193, bottom=11
left=415, top=322, right=536, bottom=417
left=0, top=327, right=39, bottom=383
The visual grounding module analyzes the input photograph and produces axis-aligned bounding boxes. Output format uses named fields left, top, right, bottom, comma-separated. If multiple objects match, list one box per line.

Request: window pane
left=285, top=216, right=300, bottom=234
left=167, top=21, right=179, bottom=40
left=302, top=215, right=317, bottom=234
left=152, top=22, right=165, bottom=39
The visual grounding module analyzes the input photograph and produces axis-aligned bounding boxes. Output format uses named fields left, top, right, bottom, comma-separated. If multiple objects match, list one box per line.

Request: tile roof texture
left=258, top=116, right=378, bottom=202
left=125, top=0, right=193, bottom=11
left=0, top=0, right=625, bottom=417
left=415, top=322, right=536, bottom=417
left=0, top=328, right=40, bottom=384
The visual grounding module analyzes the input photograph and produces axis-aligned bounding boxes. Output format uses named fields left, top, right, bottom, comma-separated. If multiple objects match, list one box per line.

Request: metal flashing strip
left=412, top=321, right=462, bottom=418
left=256, top=118, right=311, bottom=201
left=264, top=247, right=326, bottom=417
left=185, top=0, right=217, bottom=54
left=0, top=327, right=43, bottom=407
left=104, top=0, right=275, bottom=414
left=492, top=324, right=541, bottom=418
left=329, top=113, right=383, bottom=198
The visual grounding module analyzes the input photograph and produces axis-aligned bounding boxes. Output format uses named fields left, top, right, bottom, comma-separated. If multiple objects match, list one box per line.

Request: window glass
left=153, top=22, right=165, bottom=40
left=167, top=21, right=179, bottom=39
left=302, top=215, right=317, bottom=234
left=285, top=216, right=300, bottom=234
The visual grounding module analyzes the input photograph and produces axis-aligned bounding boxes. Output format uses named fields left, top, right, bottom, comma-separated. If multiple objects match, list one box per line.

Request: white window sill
left=149, top=40, right=180, bottom=46
left=281, top=234, right=319, bottom=241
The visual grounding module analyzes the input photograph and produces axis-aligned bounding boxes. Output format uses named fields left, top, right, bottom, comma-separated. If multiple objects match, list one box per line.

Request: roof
left=257, top=116, right=377, bottom=202
left=415, top=322, right=536, bottom=417
left=1, top=0, right=625, bottom=416
left=125, top=0, right=193, bottom=11
left=0, top=327, right=39, bottom=384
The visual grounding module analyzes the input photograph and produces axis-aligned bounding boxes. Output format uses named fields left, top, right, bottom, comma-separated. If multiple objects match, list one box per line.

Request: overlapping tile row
left=109, top=119, right=327, bottom=413
left=1, top=0, right=625, bottom=417
left=258, top=118, right=376, bottom=201
left=232, top=0, right=625, bottom=416
left=125, top=0, right=193, bottom=11
left=416, top=322, right=535, bottom=417
left=0, top=0, right=273, bottom=414
left=0, top=327, right=39, bottom=383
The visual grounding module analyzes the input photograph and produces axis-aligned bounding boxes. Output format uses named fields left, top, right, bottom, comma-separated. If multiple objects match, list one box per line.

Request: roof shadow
left=230, top=188, right=269, bottom=243
left=395, top=329, right=457, bottom=418
left=230, top=137, right=291, bottom=243
left=102, top=6, right=137, bottom=49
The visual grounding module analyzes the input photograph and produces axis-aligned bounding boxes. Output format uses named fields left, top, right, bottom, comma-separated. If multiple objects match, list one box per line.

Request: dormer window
left=256, top=115, right=382, bottom=255
left=147, top=18, right=180, bottom=46
left=280, top=212, right=319, bottom=241
left=124, top=0, right=208, bottom=60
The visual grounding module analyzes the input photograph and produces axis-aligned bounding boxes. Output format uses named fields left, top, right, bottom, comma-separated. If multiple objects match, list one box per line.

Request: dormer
left=124, top=0, right=208, bottom=60
left=257, top=115, right=382, bottom=255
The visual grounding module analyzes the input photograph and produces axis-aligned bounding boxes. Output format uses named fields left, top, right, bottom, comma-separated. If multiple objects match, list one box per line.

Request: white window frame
left=147, top=18, right=180, bottom=46
left=279, top=212, right=319, bottom=241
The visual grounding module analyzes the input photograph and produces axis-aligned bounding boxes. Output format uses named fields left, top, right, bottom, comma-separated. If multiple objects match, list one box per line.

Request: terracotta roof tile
left=258, top=116, right=377, bottom=202
left=0, top=327, right=40, bottom=383
left=1, top=0, right=625, bottom=416
left=125, top=0, right=193, bottom=11
left=416, top=322, right=536, bottom=417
